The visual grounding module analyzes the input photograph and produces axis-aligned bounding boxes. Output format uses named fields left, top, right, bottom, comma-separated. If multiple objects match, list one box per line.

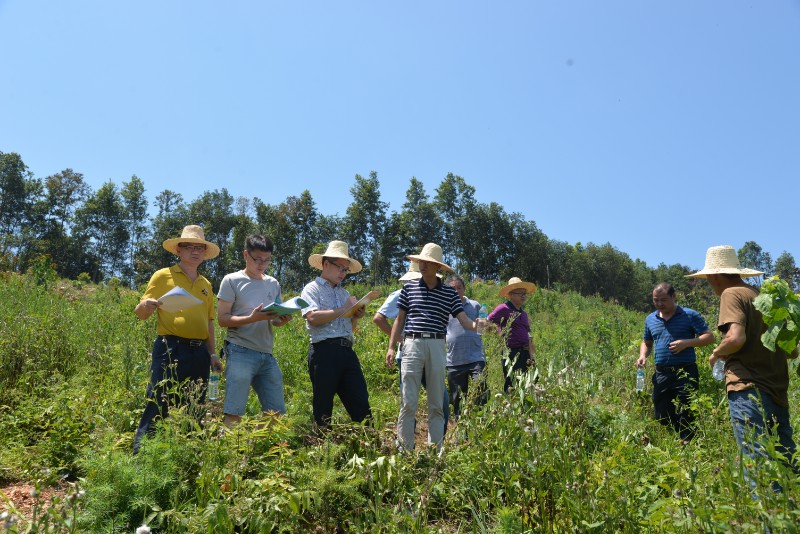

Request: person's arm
left=386, top=309, right=407, bottom=367
left=304, top=295, right=359, bottom=327
left=667, top=331, right=715, bottom=353
left=217, top=299, right=279, bottom=328
left=636, top=340, right=653, bottom=368
left=135, top=298, right=161, bottom=320
left=709, top=323, right=746, bottom=366
left=373, top=312, right=393, bottom=336
left=454, top=311, right=477, bottom=332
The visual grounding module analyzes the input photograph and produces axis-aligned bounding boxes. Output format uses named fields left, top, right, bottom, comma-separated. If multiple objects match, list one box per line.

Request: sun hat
left=686, top=245, right=764, bottom=278
left=162, top=225, right=220, bottom=260
left=499, top=277, right=537, bottom=298
left=406, top=243, right=453, bottom=273
left=308, top=240, right=363, bottom=274
left=398, top=261, right=442, bottom=281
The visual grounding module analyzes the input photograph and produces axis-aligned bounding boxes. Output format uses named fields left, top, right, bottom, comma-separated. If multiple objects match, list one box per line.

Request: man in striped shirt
left=386, top=243, right=480, bottom=451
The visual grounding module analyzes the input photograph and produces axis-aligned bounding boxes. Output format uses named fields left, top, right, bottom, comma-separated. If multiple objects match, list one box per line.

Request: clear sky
left=2, top=1, right=798, bottom=270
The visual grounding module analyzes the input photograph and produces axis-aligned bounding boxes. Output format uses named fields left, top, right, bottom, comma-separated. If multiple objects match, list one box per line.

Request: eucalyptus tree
left=773, top=251, right=799, bottom=291
left=737, top=240, right=772, bottom=284
left=342, top=172, right=388, bottom=285
left=434, top=173, right=477, bottom=270
left=460, top=201, right=515, bottom=281
left=0, top=151, right=40, bottom=270
left=186, top=188, right=236, bottom=284
left=398, top=177, right=443, bottom=256
left=73, top=181, right=129, bottom=281
left=120, top=175, right=150, bottom=285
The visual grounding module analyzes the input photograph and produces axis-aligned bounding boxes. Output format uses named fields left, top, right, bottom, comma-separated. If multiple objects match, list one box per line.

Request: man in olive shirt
left=688, top=245, right=798, bottom=490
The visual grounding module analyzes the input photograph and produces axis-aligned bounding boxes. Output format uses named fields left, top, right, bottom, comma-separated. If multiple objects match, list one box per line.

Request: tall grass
left=1, top=273, right=798, bottom=532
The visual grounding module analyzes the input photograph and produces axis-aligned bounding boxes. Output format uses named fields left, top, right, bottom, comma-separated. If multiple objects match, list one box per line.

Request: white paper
left=158, top=286, right=203, bottom=313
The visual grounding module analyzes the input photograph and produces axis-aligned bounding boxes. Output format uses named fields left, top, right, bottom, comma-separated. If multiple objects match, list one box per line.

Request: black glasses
left=509, top=290, right=528, bottom=297
left=246, top=250, right=272, bottom=265
left=179, top=243, right=207, bottom=252
left=328, top=260, right=350, bottom=274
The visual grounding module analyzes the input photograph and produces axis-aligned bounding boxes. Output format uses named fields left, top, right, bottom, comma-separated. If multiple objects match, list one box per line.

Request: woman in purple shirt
left=488, top=277, right=537, bottom=393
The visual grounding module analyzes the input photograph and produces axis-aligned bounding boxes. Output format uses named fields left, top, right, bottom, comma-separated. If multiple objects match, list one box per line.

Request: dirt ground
left=0, top=482, right=68, bottom=521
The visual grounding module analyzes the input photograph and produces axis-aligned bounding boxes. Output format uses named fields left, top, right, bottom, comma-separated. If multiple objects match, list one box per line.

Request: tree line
left=2, top=150, right=798, bottom=312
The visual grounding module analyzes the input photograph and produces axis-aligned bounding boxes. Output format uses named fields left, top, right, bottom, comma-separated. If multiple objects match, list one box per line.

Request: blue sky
left=2, top=1, right=799, bottom=270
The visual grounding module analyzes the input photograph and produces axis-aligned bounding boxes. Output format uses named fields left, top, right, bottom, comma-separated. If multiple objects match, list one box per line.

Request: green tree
left=44, top=168, right=91, bottom=235
left=460, top=202, right=515, bottom=281
left=398, top=177, right=443, bottom=254
left=342, top=172, right=388, bottom=285
left=773, top=251, right=799, bottom=291
left=73, top=181, right=129, bottom=281
left=186, top=189, right=236, bottom=285
left=0, top=152, right=40, bottom=271
left=434, top=173, right=477, bottom=270
left=136, top=190, right=188, bottom=287
left=737, top=241, right=772, bottom=283
left=120, top=175, right=150, bottom=286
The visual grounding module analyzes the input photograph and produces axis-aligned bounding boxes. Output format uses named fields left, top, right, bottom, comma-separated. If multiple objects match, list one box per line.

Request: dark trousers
left=503, top=348, right=534, bottom=393
left=133, top=336, right=211, bottom=453
left=307, top=341, right=371, bottom=428
left=447, top=360, right=488, bottom=417
left=652, top=363, right=699, bottom=442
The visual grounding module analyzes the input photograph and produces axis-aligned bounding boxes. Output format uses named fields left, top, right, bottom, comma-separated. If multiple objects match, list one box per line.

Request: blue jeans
left=223, top=342, right=286, bottom=416
left=397, top=356, right=450, bottom=435
left=728, top=389, right=798, bottom=493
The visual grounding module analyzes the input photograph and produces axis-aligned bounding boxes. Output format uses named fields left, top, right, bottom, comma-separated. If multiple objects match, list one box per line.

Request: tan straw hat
left=499, top=277, right=537, bottom=298
left=162, top=225, right=220, bottom=259
left=686, top=245, right=764, bottom=278
left=308, top=240, right=363, bottom=273
left=398, top=261, right=423, bottom=281
left=406, top=243, right=453, bottom=272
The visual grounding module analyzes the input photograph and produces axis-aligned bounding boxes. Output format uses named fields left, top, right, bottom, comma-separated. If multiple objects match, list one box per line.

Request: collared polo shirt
left=487, top=301, right=531, bottom=349
left=300, top=276, right=354, bottom=344
left=643, top=306, right=709, bottom=366
left=398, top=278, right=464, bottom=335
left=142, top=264, right=214, bottom=339
left=446, top=297, right=485, bottom=366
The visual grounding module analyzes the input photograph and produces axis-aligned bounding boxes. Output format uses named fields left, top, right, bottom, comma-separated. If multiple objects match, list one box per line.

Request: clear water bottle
left=636, top=367, right=645, bottom=392
left=477, top=303, right=489, bottom=335
left=712, top=359, right=725, bottom=381
left=208, top=372, right=219, bottom=401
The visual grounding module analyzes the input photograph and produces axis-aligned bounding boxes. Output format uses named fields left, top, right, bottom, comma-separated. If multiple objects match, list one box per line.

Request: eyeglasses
left=328, top=260, right=350, bottom=274
left=179, top=244, right=207, bottom=253
left=246, top=250, right=272, bottom=265
left=509, top=290, right=528, bottom=297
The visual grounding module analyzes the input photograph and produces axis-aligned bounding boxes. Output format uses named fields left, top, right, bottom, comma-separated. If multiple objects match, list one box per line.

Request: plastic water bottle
left=477, top=303, right=489, bottom=335
left=712, top=359, right=725, bottom=381
left=208, top=372, right=219, bottom=401
left=636, top=368, right=645, bottom=392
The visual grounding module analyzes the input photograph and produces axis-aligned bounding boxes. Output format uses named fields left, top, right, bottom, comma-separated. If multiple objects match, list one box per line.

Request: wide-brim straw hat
left=308, top=240, right=363, bottom=273
left=499, top=277, right=537, bottom=298
left=406, top=243, right=453, bottom=273
left=398, top=261, right=441, bottom=281
left=163, top=225, right=220, bottom=260
left=686, top=245, right=764, bottom=278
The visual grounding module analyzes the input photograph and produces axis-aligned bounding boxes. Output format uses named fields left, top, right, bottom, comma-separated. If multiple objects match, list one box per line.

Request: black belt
left=405, top=332, right=446, bottom=340
left=656, top=363, right=696, bottom=372
left=509, top=346, right=529, bottom=351
left=162, top=335, right=206, bottom=347
left=314, top=337, right=353, bottom=348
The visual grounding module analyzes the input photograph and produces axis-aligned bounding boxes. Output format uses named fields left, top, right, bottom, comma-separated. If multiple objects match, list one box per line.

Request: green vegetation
left=2, top=273, right=799, bottom=532
left=755, top=276, right=800, bottom=357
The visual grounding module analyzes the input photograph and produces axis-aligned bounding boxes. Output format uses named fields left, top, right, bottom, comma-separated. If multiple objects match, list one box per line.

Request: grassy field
left=1, top=272, right=798, bottom=532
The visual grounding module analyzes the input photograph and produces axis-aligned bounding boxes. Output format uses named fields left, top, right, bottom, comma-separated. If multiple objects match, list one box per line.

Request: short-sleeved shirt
left=643, top=306, right=709, bottom=366
left=300, top=276, right=354, bottom=344
left=398, top=278, right=464, bottom=335
left=142, top=264, right=214, bottom=339
left=377, top=289, right=402, bottom=321
left=218, top=270, right=281, bottom=353
left=488, top=301, right=531, bottom=349
left=719, top=284, right=791, bottom=407
left=446, top=297, right=485, bottom=367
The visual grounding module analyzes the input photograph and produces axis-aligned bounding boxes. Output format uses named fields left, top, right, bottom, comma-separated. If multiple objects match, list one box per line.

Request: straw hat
left=499, top=277, right=537, bottom=298
left=163, top=225, right=220, bottom=259
left=308, top=240, right=363, bottom=273
left=686, top=245, right=764, bottom=278
left=398, top=261, right=441, bottom=281
left=406, top=243, right=453, bottom=272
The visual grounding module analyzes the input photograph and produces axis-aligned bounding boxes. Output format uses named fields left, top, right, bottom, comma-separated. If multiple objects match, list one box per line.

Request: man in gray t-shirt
left=217, top=235, right=292, bottom=426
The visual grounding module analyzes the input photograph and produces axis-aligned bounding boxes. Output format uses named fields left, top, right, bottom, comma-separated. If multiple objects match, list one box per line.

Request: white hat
left=308, top=240, right=363, bottom=274
left=406, top=243, right=453, bottom=273
left=499, top=277, right=537, bottom=298
left=398, top=261, right=423, bottom=281
left=162, top=225, right=220, bottom=260
left=686, top=245, right=764, bottom=278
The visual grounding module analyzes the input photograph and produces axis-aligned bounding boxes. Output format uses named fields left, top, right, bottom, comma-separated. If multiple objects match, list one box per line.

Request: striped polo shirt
left=398, top=278, right=464, bottom=335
